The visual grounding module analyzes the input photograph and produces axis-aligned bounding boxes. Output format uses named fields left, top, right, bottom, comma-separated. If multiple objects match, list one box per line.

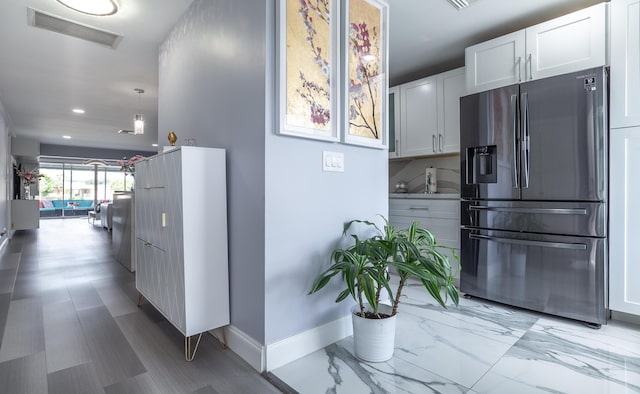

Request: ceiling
left=0, top=0, right=603, bottom=152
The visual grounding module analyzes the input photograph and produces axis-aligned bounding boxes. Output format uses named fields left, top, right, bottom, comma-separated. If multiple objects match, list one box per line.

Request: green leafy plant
left=309, top=217, right=459, bottom=318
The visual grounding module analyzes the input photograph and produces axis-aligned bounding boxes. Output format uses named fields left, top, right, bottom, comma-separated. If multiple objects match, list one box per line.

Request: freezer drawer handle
left=469, top=234, right=587, bottom=250
left=469, top=206, right=587, bottom=215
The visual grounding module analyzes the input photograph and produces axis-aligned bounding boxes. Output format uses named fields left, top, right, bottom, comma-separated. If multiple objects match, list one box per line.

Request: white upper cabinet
left=466, top=3, right=608, bottom=94
left=465, top=31, right=526, bottom=93
left=611, top=0, right=640, bottom=128
left=398, top=67, right=464, bottom=158
left=400, top=76, right=438, bottom=157
left=437, top=67, right=465, bottom=154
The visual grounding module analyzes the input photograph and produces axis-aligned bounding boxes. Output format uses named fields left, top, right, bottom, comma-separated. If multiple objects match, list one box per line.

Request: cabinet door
left=135, top=156, right=166, bottom=248
left=465, top=30, right=525, bottom=94
left=526, top=3, right=607, bottom=81
left=611, top=0, right=640, bottom=128
left=437, top=67, right=465, bottom=154
left=388, top=86, right=401, bottom=158
left=610, top=128, right=640, bottom=316
left=400, top=77, right=438, bottom=157
left=136, top=239, right=164, bottom=310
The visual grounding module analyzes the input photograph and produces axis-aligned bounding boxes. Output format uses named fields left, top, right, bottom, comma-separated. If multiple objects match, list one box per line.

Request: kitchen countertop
left=389, top=193, right=460, bottom=200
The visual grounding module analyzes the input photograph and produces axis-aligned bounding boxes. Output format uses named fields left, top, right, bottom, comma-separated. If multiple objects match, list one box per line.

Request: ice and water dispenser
left=466, top=145, right=497, bottom=184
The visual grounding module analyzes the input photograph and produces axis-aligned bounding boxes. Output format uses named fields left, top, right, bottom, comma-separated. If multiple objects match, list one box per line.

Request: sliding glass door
left=38, top=162, right=131, bottom=218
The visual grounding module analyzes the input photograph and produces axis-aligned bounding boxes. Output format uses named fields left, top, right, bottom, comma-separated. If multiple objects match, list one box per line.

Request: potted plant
left=309, top=217, right=459, bottom=362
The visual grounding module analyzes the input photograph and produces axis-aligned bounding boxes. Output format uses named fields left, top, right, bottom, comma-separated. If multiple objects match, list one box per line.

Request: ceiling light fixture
left=445, top=0, right=475, bottom=10
left=63, top=135, right=71, bottom=139
left=56, top=0, right=119, bottom=16
left=133, top=88, right=144, bottom=135
left=72, top=108, right=85, bottom=114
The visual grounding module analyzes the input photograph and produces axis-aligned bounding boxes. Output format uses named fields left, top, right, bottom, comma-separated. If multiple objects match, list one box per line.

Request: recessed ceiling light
left=63, top=135, right=71, bottom=139
left=152, top=143, right=158, bottom=147
left=72, top=108, right=85, bottom=114
left=56, top=0, right=119, bottom=16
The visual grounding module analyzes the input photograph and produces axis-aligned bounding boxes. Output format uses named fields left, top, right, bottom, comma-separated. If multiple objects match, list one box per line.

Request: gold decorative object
left=168, top=131, right=177, bottom=146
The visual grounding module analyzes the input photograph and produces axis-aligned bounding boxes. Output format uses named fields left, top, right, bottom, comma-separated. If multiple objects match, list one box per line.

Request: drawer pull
left=409, top=207, right=429, bottom=211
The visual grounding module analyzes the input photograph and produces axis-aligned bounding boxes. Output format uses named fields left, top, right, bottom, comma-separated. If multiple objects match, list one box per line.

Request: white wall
left=0, top=101, right=9, bottom=247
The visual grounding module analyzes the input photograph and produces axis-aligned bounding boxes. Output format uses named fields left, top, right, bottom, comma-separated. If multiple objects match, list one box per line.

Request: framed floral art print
left=342, top=0, right=388, bottom=148
left=277, top=0, right=340, bottom=141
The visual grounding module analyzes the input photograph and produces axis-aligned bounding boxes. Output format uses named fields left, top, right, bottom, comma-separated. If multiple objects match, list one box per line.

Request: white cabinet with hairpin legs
left=135, top=146, right=229, bottom=360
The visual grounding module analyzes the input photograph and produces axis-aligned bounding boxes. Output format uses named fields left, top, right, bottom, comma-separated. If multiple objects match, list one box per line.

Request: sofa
left=39, top=199, right=95, bottom=217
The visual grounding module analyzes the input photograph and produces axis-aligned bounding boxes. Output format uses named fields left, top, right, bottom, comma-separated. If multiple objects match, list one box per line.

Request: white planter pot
left=351, top=304, right=397, bottom=362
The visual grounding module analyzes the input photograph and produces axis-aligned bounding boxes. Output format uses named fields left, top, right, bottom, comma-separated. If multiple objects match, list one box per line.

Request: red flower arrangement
left=17, top=169, right=44, bottom=186
left=117, top=155, right=146, bottom=175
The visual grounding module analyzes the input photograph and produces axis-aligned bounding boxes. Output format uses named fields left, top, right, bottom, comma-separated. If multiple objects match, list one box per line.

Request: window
left=38, top=161, right=131, bottom=218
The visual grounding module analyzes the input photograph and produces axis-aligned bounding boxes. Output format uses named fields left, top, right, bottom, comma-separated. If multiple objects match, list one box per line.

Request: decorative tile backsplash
left=389, top=155, right=460, bottom=194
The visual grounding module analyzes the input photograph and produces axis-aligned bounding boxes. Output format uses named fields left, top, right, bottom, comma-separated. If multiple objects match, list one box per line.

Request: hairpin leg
left=212, top=326, right=228, bottom=349
left=185, top=333, right=203, bottom=362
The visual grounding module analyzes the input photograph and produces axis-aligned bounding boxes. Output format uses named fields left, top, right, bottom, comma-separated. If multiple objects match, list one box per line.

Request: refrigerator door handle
left=469, top=206, right=588, bottom=215
left=521, top=92, right=530, bottom=188
left=511, top=94, right=519, bottom=189
left=469, top=233, right=587, bottom=251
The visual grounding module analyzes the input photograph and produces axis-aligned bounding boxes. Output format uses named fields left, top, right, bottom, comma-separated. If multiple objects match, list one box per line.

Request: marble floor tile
left=275, top=277, right=640, bottom=394
left=274, top=338, right=472, bottom=394
left=472, top=318, right=640, bottom=393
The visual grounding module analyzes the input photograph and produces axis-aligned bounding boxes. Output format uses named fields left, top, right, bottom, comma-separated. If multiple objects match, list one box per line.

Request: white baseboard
left=611, top=310, right=640, bottom=326
left=215, top=325, right=265, bottom=372
left=219, top=316, right=353, bottom=373
left=264, top=315, right=352, bottom=371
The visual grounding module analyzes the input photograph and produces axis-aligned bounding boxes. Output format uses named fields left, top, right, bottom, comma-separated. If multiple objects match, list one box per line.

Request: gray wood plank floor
left=0, top=219, right=284, bottom=394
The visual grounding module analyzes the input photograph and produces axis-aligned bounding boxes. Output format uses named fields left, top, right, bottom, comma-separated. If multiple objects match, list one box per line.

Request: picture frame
left=277, top=0, right=340, bottom=142
left=342, top=0, right=389, bottom=149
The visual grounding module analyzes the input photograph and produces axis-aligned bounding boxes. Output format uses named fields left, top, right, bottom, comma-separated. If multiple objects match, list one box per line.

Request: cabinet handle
left=517, top=56, right=522, bottom=82
left=395, top=139, right=399, bottom=155
left=528, top=53, right=533, bottom=80
left=409, top=207, right=429, bottom=211
left=432, top=135, right=436, bottom=153
left=439, top=134, right=443, bottom=152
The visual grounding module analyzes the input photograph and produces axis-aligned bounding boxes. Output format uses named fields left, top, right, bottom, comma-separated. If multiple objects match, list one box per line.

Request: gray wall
left=159, top=0, right=388, bottom=347
left=158, top=0, right=267, bottom=343
left=0, top=101, right=9, bottom=246
left=263, top=3, right=388, bottom=344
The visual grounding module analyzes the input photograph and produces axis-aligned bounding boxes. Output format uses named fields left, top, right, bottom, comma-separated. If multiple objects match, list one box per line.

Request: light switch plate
left=322, top=151, right=344, bottom=172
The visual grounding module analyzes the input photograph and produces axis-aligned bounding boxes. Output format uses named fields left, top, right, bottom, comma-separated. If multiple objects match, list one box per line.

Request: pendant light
left=134, top=88, right=144, bottom=135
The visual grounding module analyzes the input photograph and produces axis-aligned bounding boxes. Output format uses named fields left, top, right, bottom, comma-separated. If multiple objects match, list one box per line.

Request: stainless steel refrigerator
left=459, top=67, right=608, bottom=326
